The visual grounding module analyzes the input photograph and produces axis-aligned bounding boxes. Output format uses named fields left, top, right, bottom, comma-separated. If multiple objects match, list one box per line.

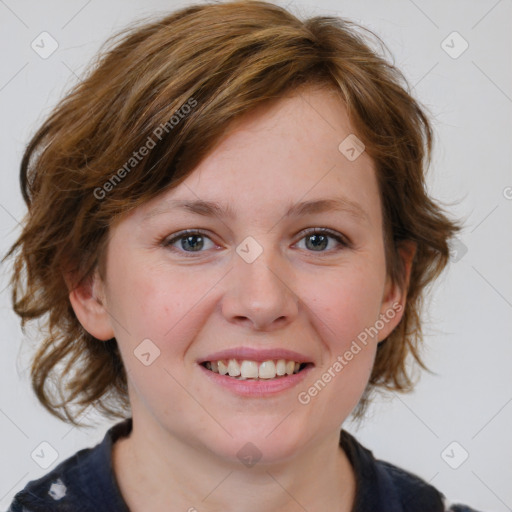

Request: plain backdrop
left=0, top=0, right=511, bottom=510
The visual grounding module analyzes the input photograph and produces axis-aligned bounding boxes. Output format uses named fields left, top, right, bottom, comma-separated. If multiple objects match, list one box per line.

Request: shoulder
left=7, top=450, right=92, bottom=512
left=339, top=429, right=484, bottom=512
left=6, top=418, right=132, bottom=512
left=377, top=459, right=482, bottom=512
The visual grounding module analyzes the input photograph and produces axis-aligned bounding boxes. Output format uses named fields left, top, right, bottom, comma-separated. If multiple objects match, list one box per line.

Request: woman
left=5, top=1, right=480, bottom=510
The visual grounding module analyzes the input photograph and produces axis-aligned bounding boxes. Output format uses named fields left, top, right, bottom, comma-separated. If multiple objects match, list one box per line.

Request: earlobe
left=65, top=269, right=115, bottom=341
left=378, top=240, right=417, bottom=341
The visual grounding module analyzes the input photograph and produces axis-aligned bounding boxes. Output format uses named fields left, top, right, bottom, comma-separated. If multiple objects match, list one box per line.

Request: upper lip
left=198, top=347, right=314, bottom=364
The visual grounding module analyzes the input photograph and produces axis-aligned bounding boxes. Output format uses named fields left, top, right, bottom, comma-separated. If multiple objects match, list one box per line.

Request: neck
left=112, top=416, right=356, bottom=512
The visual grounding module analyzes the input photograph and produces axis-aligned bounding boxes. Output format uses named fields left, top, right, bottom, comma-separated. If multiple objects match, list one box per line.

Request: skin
left=69, top=85, right=415, bottom=512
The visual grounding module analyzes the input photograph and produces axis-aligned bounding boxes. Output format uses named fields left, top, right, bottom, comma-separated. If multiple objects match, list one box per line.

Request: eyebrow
left=144, top=197, right=369, bottom=223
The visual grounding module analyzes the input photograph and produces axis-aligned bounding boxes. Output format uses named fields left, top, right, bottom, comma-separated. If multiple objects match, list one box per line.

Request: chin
left=206, top=422, right=307, bottom=466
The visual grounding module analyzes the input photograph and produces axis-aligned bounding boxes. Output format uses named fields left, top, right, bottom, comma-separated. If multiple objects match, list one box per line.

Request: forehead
left=134, top=86, right=382, bottom=229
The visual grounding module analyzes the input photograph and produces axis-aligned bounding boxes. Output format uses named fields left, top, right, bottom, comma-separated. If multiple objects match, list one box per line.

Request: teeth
left=241, top=360, right=259, bottom=379
left=204, top=358, right=307, bottom=380
left=258, top=361, right=276, bottom=379
left=218, top=360, right=228, bottom=375
left=276, top=359, right=286, bottom=376
left=227, top=359, right=241, bottom=377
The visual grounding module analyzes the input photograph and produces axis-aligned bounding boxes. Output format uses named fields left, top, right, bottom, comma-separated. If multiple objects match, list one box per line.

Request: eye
left=163, top=230, right=217, bottom=255
left=295, top=228, right=350, bottom=253
left=162, top=227, right=350, bottom=257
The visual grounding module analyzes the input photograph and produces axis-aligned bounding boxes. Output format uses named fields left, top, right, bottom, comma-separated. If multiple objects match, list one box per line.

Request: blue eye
left=163, top=228, right=349, bottom=257
left=296, top=228, right=349, bottom=252
left=163, top=230, right=216, bottom=254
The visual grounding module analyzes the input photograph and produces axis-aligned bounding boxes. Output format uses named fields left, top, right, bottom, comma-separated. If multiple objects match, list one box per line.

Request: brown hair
left=4, top=0, right=461, bottom=425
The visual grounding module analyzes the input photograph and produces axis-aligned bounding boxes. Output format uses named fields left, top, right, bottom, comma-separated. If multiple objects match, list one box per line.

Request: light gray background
left=1, top=0, right=511, bottom=510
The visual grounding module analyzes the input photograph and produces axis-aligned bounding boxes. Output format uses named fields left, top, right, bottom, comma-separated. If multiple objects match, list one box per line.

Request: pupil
left=306, top=234, right=327, bottom=251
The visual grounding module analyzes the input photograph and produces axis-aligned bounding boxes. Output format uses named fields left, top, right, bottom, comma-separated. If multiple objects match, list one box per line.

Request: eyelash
left=162, top=228, right=350, bottom=257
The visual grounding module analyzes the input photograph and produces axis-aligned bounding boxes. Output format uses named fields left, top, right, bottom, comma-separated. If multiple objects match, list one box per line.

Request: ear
left=64, top=268, right=115, bottom=341
left=377, top=240, right=417, bottom=342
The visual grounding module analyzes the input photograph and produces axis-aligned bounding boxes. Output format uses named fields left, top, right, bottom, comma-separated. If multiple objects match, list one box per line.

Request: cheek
left=300, top=272, right=381, bottom=411
left=106, top=261, right=208, bottom=410
left=303, top=261, right=386, bottom=350
left=295, top=259, right=385, bottom=413
left=107, top=253, right=210, bottom=344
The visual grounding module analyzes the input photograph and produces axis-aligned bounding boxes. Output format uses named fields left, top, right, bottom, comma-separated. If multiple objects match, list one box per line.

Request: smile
left=198, top=359, right=314, bottom=397
left=202, top=359, right=313, bottom=380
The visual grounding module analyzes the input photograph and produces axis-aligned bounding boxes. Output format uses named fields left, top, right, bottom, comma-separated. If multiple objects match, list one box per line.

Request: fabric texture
left=7, top=418, right=482, bottom=512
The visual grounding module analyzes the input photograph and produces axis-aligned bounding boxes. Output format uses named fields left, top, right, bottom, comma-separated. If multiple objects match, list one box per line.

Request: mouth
left=196, top=347, right=315, bottom=396
left=200, top=359, right=314, bottom=380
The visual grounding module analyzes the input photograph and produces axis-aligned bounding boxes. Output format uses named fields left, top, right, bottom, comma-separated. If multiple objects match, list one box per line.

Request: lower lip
left=198, top=363, right=314, bottom=397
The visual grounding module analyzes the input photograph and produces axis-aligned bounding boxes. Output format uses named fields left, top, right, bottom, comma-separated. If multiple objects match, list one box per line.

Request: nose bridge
left=223, top=235, right=299, bottom=329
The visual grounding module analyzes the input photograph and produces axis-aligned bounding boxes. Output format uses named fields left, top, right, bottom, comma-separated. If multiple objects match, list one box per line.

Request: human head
left=6, top=0, right=460, bottom=427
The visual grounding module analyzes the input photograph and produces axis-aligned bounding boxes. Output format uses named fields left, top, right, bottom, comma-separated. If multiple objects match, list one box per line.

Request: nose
left=221, top=244, right=299, bottom=331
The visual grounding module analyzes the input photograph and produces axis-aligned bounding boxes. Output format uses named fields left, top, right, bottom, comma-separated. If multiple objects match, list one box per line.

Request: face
left=72, top=85, right=409, bottom=464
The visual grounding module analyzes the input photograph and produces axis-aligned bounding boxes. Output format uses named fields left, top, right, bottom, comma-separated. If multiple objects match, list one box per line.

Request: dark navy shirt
left=7, top=418, right=481, bottom=512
